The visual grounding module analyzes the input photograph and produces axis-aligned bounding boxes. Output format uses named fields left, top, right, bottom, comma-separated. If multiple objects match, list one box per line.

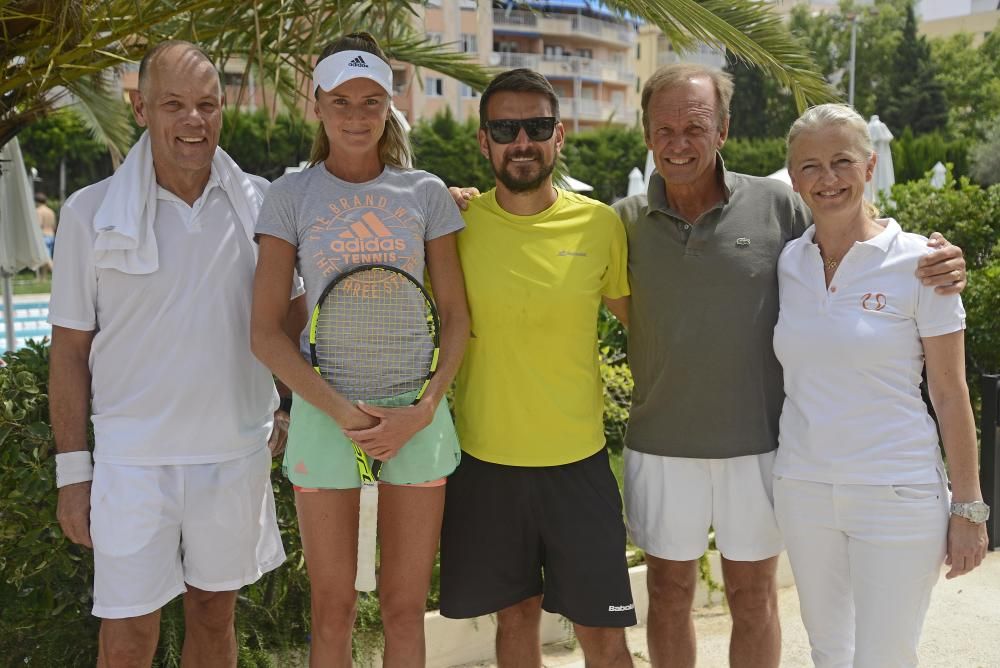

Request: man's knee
left=724, top=564, right=778, bottom=625
left=574, top=626, right=632, bottom=666
left=647, top=557, right=699, bottom=614
left=99, top=614, right=160, bottom=668
left=183, top=587, right=237, bottom=633
left=497, top=595, right=543, bottom=632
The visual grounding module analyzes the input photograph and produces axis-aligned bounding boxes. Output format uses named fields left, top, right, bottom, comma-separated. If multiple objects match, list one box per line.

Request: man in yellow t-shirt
left=439, top=68, right=635, bottom=667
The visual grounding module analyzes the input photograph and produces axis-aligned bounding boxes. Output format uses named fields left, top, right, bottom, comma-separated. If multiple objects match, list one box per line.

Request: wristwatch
left=950, top=501, right=990, bottom=524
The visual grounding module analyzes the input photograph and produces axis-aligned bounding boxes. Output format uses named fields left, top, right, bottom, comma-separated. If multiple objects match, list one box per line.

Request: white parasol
left=0, top=137, right=49, bottom=352
left=865, top=114, right=895, bottom=203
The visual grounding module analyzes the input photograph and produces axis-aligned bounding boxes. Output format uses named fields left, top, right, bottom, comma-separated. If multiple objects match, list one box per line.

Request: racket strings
left=313, top=271, right=436, bottom=403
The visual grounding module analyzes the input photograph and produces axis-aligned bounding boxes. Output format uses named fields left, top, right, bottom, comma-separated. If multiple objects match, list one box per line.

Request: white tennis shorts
left=90, top=447, right=285, bottom=619
left=624, top=449, right=784, bottom=562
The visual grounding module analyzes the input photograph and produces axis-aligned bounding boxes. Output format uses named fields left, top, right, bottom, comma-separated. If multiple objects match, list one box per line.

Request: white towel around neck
left=92, top=131, right=263, bottom=274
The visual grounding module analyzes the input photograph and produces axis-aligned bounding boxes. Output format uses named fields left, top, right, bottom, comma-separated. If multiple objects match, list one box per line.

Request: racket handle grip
left=355, top=485, right=379, bottom=592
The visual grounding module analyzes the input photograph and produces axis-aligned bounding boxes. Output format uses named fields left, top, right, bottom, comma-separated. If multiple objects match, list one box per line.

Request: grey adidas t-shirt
left=256, top=163, right=465, bottom=361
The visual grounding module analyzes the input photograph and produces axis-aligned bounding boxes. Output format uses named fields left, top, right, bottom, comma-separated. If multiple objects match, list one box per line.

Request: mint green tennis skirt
left=282, top=393, right=461, bottom=489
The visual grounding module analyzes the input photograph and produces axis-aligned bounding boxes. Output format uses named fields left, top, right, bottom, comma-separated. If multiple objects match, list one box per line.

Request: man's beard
left=491, top=147, right=555, bottom=194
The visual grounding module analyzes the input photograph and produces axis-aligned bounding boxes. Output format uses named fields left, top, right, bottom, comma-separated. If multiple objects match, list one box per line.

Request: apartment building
left=764, top=0, right=842, bottom=16
left=397, top=0, right=639, bottom=131
left=119, top=61, right=272, bottom=112
left=918, top=0, right=1000, bottom=44
left=634, top=23, right=726, bottom=88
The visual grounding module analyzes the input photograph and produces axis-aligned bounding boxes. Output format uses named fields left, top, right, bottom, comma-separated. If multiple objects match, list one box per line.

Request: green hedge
left=19, top=109, right=316, bottom=204
left=0, top=341, right=316, bottom=666
left=721, top=137, right=787, bottom=177
left=714, top=132, right=975, bottom=186
left=891, top=129, right=972, bottom=185
left=882, top=170, right=1000, bottom=412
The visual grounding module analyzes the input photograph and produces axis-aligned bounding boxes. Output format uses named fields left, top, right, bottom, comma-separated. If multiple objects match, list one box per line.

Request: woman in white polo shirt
left=772, top=103, right=989, bottom=667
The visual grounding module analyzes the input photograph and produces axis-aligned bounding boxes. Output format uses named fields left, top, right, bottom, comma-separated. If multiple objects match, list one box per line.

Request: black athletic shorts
left=439, top=447, right=637, bottom=628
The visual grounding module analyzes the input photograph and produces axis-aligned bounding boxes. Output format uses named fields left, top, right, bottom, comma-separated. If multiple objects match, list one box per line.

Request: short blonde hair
left=786, top=103, right=879, bottom=218
left=641, top=64, right=734, bottom=139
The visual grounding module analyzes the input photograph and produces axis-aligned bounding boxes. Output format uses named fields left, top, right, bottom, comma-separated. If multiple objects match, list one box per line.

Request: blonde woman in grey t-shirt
left=251, top=33, right=469, bottom=666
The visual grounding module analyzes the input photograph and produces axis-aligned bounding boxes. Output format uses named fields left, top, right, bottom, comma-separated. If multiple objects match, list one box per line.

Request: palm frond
left=63, top=75, right=133, bottom=166
left=3, top=0, right=832, bottom=163
left=606, top=0, right=835, bottom=110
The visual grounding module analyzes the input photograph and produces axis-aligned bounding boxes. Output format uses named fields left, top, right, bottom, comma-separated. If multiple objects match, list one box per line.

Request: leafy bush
left=720, top=137, right=787, bottom=177
left=969, top=116, right=1000, bottom=187
left=19, top=108, right=317, bottom=206
left=964, top=259, right=1000, bottom=382
left=0, top=342, right=362, bottom=666
left=18, top=110, right=118, bottom=198
left=891, top=128, right=972, bottom=184
left=883, top=169, right=1000, bottom=273
left=562, top=125, right=648, bottom=204
left=410, top=108, right=496, bottom=193
left=601, top=357, right=633, bottom=453
left=882, top=171, right=1000, bottom=410
left=0, top=341, right=99, bottom=665
left=219, top=109, right=316, bottom=182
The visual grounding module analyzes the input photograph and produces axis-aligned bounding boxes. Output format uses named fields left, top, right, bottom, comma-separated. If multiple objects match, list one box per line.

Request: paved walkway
left=460, top=551, right=1000, bottom=667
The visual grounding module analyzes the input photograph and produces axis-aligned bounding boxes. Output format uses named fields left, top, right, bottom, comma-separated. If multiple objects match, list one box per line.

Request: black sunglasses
left=482, top=117, right=557, bottom=144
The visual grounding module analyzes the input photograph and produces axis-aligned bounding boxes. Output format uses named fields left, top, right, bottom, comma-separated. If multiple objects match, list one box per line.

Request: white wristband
left=56, top=451, right=94, bottom=488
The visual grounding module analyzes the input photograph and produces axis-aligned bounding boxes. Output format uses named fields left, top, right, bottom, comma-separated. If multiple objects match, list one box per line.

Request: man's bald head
left=137, top=40, right=219, bottom=97
left=129, top=40, right=224, bottom=198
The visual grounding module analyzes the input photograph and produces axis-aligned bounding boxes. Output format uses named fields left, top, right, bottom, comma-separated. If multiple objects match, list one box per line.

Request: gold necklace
left=823, top=256, right=840, bottom=271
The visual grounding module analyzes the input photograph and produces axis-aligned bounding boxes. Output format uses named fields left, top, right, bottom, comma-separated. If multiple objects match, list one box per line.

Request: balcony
left=491, top=51, right=541, bottom=69
left=539, top=54, right=634, bottom=85
left=656, top=43, right=727, bottom=69
left=557, top=97, right=636, bottom=123
left=493, top=9, right=635, bottom=45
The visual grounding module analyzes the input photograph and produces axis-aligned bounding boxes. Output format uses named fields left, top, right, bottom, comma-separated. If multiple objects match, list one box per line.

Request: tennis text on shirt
left=254, top=164, right=465, bottom=359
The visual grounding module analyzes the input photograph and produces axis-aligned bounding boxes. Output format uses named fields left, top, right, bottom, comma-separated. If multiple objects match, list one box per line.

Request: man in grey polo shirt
left=613, top=63, right=966, bottom=668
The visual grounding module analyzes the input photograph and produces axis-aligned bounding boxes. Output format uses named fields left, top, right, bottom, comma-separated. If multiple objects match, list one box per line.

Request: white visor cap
left=312, top=50, right=394, bottom=96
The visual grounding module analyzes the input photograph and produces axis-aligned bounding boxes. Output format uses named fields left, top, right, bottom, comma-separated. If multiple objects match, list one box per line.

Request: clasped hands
left=341, top=400, right=435, bottom=462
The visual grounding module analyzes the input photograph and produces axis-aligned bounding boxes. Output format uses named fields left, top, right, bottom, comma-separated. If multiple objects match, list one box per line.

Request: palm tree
left=2, top=0, right=832, bottom=168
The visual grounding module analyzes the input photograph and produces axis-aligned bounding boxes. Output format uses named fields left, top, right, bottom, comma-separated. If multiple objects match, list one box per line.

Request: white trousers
left=773, top=475, right=948, bottom=668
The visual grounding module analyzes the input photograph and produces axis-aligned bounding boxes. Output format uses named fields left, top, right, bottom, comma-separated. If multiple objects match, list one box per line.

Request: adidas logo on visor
left=348, top=55, right=368, bottom=68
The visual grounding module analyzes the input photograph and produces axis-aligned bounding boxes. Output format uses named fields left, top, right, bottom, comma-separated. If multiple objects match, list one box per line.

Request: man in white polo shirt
left=48, top=41, right=303, bottom=666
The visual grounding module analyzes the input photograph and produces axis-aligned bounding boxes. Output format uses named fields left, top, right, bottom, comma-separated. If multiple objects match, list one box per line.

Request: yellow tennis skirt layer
left=282, top=393, right=461, bottom=489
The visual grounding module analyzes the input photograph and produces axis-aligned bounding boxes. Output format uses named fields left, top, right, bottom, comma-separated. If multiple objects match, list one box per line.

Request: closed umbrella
left=627, top=167, right=644, bottom=197
left=767, top=167, right=792, bottom=186
left=0, top=137, right=49, bottom=352
left=643, top=149, right=655, bottom=187
left=865, top=115, right=895, bottom=203
left=930, top=161, right=947, bottom=189
left=556, top=174, right=594, bottom=193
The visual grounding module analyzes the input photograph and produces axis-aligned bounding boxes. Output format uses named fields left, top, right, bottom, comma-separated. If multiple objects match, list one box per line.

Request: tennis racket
left=309, top=263, right=440, bottom=592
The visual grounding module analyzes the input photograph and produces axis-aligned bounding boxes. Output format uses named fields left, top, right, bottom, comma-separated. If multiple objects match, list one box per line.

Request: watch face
left=968, top=504, right=991, bottom=523
left=955, top=502, right=991, bottom=523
